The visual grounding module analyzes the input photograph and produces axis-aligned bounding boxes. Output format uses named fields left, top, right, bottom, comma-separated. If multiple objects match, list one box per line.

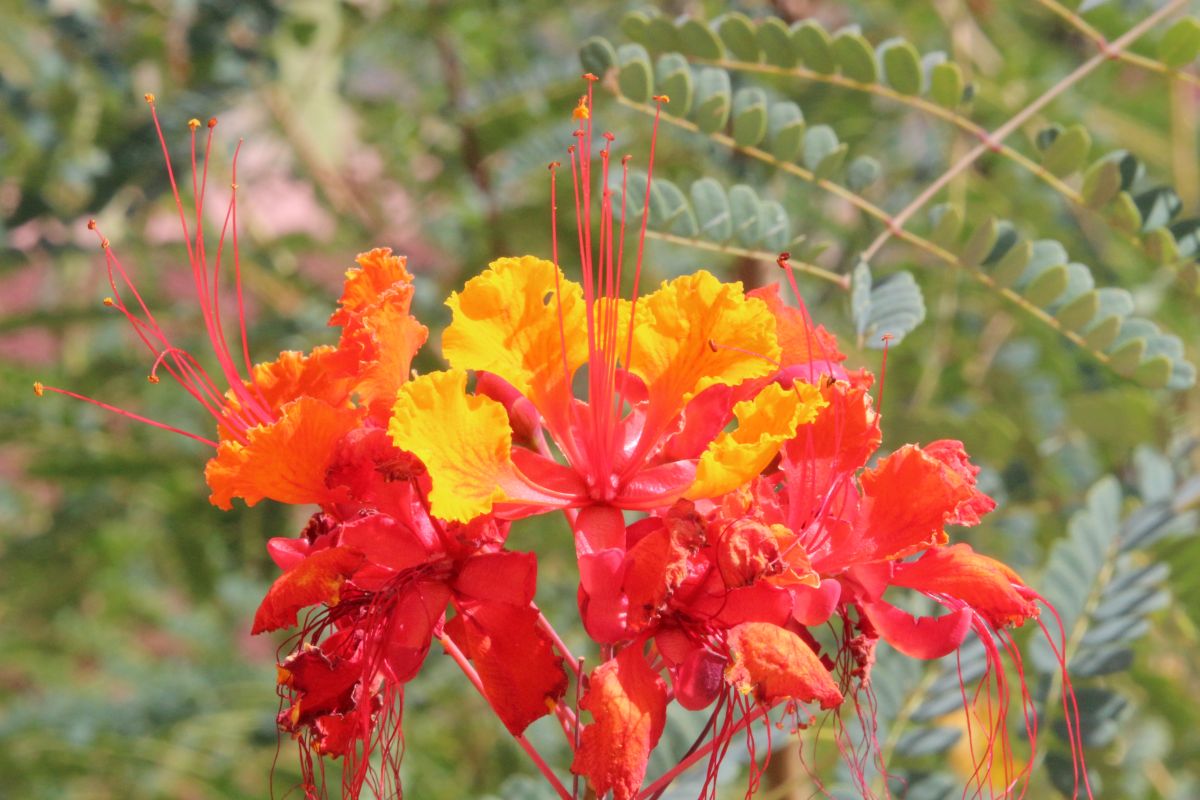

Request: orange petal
left=725, top=622, right=842, bottom=708
left=852, top=443, right=991, bottom=563
left=249, top=346, right=358, bottom=410
left=572, top=647, right=668, bottom=800
left=342, top=302, right=429, bottom=420
left=891, top=544, right=1038, bottom=628
left=687, top=379, right=825, bottom=500
left=205, top=397, right=363, bottom=510
left=622, top=523, right=692, bottom=632
left=252, top=546, right=366, bottom=634
left=444, top=603, right=568, bottom=735
left=330, top=247, right=415, bottom=326
left=748, top=283, right=845, bottom=366
left=442, top=256, right=588, bottom=415
left=629, top=270, right=780, bottom=414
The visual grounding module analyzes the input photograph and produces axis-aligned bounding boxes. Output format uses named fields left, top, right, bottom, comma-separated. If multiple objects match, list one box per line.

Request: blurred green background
left=2, top=1, right=1198, bottom=798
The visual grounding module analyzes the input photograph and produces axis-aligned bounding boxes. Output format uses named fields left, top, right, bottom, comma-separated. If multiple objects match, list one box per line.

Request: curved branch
left=613, top=94, right=1112, bottom=366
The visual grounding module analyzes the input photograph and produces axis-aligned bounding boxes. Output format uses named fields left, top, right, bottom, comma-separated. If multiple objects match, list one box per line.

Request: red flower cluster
left=40, top=88, right=1089, bottom=800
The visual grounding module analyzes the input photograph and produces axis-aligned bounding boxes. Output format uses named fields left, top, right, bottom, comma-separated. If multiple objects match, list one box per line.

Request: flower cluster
left=40, top=86, right=1089, bottom=800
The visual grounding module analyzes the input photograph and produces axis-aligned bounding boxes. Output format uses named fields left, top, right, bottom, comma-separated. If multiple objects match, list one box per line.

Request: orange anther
left=147, top=375, right=161, bottom=384
left=187, top=118, right=201, bottom=131
left=230, top=182, right=238, bottom=191
left=652, top=94, right=671, bottom=104
left=87, top=219, right=97, bottom=230
left=208, top=117, right=217, bottom=128
left=144, top=92, right=156, bottom=104
left=582, top=72, right=598, bottom=82
left=33, top=382, right=44, bottom=397
left=548, top=161, right=561, bottom=170
left=102, top=297, right=114, bottom=307
left=776, top=252, right=791, bottom=269
left=100, top=238, right=110, bottom=250
left=573, top=101, right=590, bottom=121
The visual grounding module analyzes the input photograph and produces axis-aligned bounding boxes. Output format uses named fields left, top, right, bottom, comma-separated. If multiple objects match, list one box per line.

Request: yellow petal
left=629, top=271, right=780, bottom=411
left=686, top=379, right=826, bottom=500
left=442, top=256, right=588, bottom=412
left=388, top=369, right=515, bottom=523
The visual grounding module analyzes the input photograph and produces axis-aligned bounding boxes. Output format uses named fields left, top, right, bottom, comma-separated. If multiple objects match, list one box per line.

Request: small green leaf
left=655, top=55, right=694, bottom=117
left=929, top=203, right=964, bottom=247
left=846, top=156, right=882, bottom=191
left=1110, top=191, right=1142, bottom=234
left=802, top=125, right=839, bottom=172
left=644, top=15, right=681, bottom=54
left=1023, top=263, right=1070, bottom=306
left=1135, top=355, right=1173, bottom=388
left=1158, top=17, right=1200, bottom=69
left=793, top=21, right=836, bottom=74
left=620, top=10, right=653, bottom=44
left=960, top=217, right=998, bottom=268
left=1042, top=124, right=1092, bottom=177
left=729, top=184, right=763, bottom=246
left=879, top=38, right=922, bottom=95
left=992, top=239, right=1032, bottom=289
left=930, top=61, right=964, bottom=108
left=732, top=87, right=769, bottom=147
left=715, top=12, right=759, bottom=62
left=758, top=201, right=790, bottom=251
left=833, top=29, right=878, bottom=83
left=690, top=178, right=732, bottom=241
left=757, top=17, right=796, bottom=67
left=676, top=17, right=724, bottom=60
left=1143, top=227, right=1180, bottom=264
left=1109, top=337, right=1147, bottom=377
left=1081, top=158, right=1121, bottom=209
left=1056, top=290, right=1100, bottom=331
left=617, top=44, right=654, bottom=103
left=859, top=271, right=921, bottom=345
left=579, top=37, right=618, bottom=76
left=767, top=102, right=805, bottom=162
left=692, top=67, right=731, bottom=134
left=1084, top=315, right=1122, bottom=350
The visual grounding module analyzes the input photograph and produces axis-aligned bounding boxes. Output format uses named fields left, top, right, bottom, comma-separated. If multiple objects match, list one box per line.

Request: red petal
left=380, top=581, right=450, bottom=682
left=920, top=440, right=997, bottom=526
left=791, top=579, right=842, bottom=627
left=889, top=544, right=1038, bottom=628
left=572, top=648, right=668, bottom=800
left=725, top=622, right=842, bottom=708
left=445, top=603, right=568, bottom=735
left=453, top=550, right=537, bottom=606
left=623, top=523, right=691, bottom=633
left=252, top=546, right=365, bottom=634
left=277, top=637, right=364, bottom=731
left=615, top=460, right=697, bottom=510
left=858, top=596, right=973, bottom=659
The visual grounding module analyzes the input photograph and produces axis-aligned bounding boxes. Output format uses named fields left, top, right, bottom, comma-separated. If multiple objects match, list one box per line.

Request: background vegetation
left=2, top=1, right=1198, bottom=798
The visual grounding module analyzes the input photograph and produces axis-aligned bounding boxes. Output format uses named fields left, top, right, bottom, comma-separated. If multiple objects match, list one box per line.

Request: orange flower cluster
left=42, top=88, right=1091, bottom=800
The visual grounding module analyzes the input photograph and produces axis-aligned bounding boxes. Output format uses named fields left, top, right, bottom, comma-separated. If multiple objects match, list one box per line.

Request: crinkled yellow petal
left=389, top=369, right=517, bottom=523
left=686, top=380, right=826, bottom=500
left=629, top=271, right=780, bottom=412
left=442, top=256, right=588, bottom=410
